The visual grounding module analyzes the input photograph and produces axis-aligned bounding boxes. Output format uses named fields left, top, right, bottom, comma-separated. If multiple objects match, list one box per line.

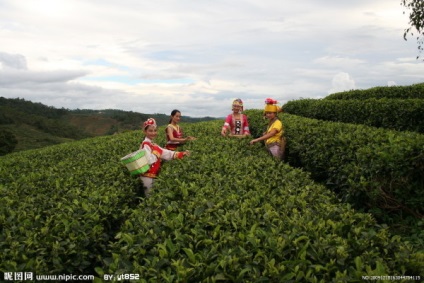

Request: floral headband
left=232, top=98, right=243, bottom=107
left=143, top=118, right=157, bottom=129
left=232, top=98, right=244, bottom=112
left=265, top=98, right=278, bottom=105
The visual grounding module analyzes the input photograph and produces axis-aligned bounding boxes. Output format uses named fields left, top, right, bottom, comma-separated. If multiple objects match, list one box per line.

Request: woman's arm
left=249, top=129, right=278, bottom=145
left=161, top=147, right=190, bottom=161
left=221, top=114, right=232, bottom=136
left=243, top=115, right=251, bottom=136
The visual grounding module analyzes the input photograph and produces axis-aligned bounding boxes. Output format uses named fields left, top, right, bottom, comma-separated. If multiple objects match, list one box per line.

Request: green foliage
left=1, top=117, right=423, bottom=281
left=324, top=83, right=424, bottom=100
left=69, top=109, right=218, bottom=128
left=0, top=97, right=68, bottom=119
left=0, top=97, right=218, bottom=154
left=0, top=128, right=17, bottom=155
left=0, top=98, right=93, bottom=153
left=103, top=120, right=423, bottom=280
left=283, top=98, right=424, bottom=133
left=0, top=106, right=90, bottom=139
left=0, top=133, right=142, bottom=274
left=246, top=110, right=424, bottom=223
left=0, top=111, right=13, bottom=125
left=401, top=0, right=424, bottom=59
left=279, top=83, right=424, bottom=226
left=70, top=109, right=162, bottom=128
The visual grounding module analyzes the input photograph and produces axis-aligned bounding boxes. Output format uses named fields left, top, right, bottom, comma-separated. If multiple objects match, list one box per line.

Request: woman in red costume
left=165, top=109, right=196, bottom=150
left=221, top=98, right=251, bottom=137
left=140, top=118, right=190, bottom=196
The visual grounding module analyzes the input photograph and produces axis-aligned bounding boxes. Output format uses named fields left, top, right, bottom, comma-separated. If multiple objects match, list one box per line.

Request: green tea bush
left=102, top=121, right=423, bottom=281
left=246, top=110, right=424, bottom=221
left=0, top=128, right=17, bottom=155
left=1, top=119, right=423, bottom=282
left=324, top=83, right=424, bottom=100
left=0, top=133, right=142, bottom=274
left=283, top=98, right=424, bottom=133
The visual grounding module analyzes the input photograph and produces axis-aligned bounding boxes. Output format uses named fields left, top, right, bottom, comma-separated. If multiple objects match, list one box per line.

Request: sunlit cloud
left=329, top=72, right=356, bottom=94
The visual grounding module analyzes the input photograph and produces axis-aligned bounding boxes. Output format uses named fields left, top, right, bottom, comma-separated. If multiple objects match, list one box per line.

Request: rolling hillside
left=0, top=97, right=217, bottom=155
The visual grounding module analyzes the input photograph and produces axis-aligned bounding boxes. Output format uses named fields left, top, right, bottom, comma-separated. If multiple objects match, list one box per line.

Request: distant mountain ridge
left=0, top=97, right=218, bottom=155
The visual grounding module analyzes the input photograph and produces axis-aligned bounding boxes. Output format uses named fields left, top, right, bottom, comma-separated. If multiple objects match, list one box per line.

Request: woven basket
left=120, top=149, right=150, bottom=176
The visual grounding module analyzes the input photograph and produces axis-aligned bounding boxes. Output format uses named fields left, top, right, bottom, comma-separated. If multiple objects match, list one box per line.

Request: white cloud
left=329, top=72, right=356, bottom=94
left=0, top=0, right=423, bottom=117
left=313, top=56, right=365, bottom=69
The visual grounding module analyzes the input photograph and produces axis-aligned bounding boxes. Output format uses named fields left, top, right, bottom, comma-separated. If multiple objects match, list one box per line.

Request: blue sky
left=0, top=0, right=423, bottom=117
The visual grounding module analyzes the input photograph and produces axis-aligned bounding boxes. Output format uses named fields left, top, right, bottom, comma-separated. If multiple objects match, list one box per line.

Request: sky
left=1, top=0, right=423, bottom=118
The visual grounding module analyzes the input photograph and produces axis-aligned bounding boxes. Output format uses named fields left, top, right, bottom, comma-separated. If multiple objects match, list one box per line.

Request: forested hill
left=0, top=97, right=218, bottom=155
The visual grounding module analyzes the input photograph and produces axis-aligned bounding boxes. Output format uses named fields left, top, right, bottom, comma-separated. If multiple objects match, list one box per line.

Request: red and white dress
left=222, top=114, right=250, bottom=135
left=140, top=137, right=184, bottom=179
left=139, top=137, right=185, bottom=196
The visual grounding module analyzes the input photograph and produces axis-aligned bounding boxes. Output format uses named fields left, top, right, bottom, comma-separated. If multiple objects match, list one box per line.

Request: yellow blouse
left=266, top=119, right=283, bottom=145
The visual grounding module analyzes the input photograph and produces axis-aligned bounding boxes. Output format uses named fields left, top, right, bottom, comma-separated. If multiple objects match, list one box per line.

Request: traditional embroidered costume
left=223, top=114, right=250, bottom=136
left=221, top=98, right=251, bottom=136
left=264, top=98, right=285, bottom=159
left=249, top=98, right=285, bottom=160
left=165, top=124, right=184, bottom=150
left=140, top=138, right=184, bottom=178
left=138, top=118, right=188, bottom=196
left=265, top=118, right=284, bottom=158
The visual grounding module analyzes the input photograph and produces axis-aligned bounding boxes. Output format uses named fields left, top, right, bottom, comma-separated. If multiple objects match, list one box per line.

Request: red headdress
left=143, top=118, right=157, bottom=129
left=265, top=98, right=278, bottom=105
left=264, top=98, right=282, bottom=113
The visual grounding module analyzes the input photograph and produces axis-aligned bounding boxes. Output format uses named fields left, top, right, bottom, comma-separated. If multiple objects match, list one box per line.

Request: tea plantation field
left=279, top=84, right=424, bottom=248
left=1, top=117, right=423, bottom=282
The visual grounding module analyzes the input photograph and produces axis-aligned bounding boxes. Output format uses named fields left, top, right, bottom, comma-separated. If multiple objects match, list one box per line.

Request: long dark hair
left=169, top=109, right=181, bottom=124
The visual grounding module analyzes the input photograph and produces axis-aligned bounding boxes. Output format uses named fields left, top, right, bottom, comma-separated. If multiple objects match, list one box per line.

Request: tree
left=0, top=129, right=18, bottom=156
left=401, top=0, right=424, bottom=59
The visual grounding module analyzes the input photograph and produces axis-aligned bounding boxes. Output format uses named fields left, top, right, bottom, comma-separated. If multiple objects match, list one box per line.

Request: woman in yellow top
left=249, top=98, right=285, bottom=160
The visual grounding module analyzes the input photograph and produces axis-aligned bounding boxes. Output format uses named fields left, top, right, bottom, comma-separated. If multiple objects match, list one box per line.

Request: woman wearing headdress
left=140, top=118, right=190, bottom=196
left=221, top=98, right=251, bottom=137
left=249, top=98, right=285, bottom=160
left=165, top=109, right=196, bottom=150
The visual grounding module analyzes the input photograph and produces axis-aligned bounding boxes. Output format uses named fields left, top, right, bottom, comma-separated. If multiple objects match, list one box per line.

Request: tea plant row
left=1, top=120, right=423, bottom=282
left=101, top=121, right=423, bottom=281
left=0, top=134, right=141, bottom=274
left=324, top=83, right=424, bottom=100
left=247, top=110, right=424, bottom=219
left=283, top=98, right=424, bottom=133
